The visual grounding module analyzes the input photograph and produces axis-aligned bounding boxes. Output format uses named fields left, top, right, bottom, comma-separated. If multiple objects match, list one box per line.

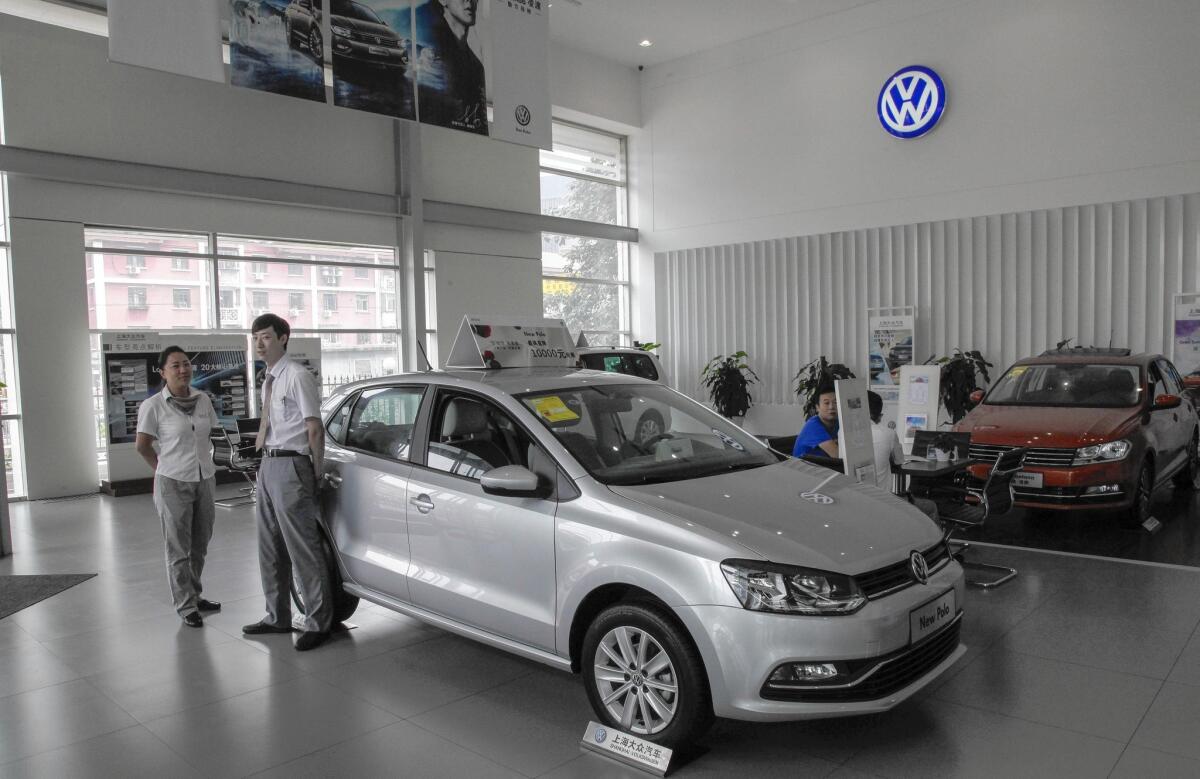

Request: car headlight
left=720, top=560, right=866, bottom=615
left=1074, top=440, right=1131, bottom=463
left=332, top=24, right=352, bottom=37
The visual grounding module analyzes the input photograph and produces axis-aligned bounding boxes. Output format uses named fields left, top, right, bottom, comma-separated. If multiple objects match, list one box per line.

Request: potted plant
left=634, top=340, right=661, bottom=352
left=794, top=357, right=856, bottom=418
left=701, top=351, right=759, bottom=419
left=926, top=349, right=993, bottom=423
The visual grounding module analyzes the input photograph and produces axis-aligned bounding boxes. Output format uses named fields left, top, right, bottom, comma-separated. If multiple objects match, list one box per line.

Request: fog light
left=770, top=662, right=840, bottom=683
left=1084, top=484, right=1122, bottom=495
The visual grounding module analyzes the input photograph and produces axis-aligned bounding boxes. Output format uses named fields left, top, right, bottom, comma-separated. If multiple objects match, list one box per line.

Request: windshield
left=518, top=384, right=778, bottom=486
left=332, top=0, right=384, bottom=24
left=985, top=363, right=1143, bottom=408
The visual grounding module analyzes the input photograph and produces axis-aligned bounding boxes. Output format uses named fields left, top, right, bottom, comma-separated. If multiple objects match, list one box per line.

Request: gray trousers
left=255, top=455, right=333, bottom=632
left=153, top=474, right=216, bottom=617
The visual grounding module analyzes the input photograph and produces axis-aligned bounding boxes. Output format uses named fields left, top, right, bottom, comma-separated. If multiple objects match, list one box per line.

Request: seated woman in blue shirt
left=793, top=383, right=840, bottom=458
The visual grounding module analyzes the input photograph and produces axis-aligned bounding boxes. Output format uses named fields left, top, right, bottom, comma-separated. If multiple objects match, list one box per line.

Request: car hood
left=333, top=16, right=396, bottom=38
left=608, top=460, right=942, bottom=574
left=957, top=404, right=1140, bottom=446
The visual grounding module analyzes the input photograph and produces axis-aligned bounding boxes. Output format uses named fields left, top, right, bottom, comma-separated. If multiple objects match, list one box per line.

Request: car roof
left=328, top=367, right=658, bottom=398
left=1015, top=352, right=1160, bottom=367
left=576, top=346, right=657, bottom=356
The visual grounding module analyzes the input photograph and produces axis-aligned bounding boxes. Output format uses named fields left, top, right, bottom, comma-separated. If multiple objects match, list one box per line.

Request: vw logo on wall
left=877, top=65, right=946, bottom=139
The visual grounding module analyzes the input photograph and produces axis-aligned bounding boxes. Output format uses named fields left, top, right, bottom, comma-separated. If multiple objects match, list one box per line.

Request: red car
left=954, top=348, right=1200, bottom=524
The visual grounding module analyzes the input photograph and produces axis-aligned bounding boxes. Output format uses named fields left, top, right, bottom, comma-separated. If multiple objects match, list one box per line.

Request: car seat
left=1101, top=368, right=1138, bottom=405
left=439, top=398, right=510, bottom=470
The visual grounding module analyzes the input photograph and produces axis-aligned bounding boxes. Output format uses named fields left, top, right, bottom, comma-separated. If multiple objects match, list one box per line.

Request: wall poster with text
left=867, top=307, right=916, bottom=404
left=229, top=0, right=327, bottom=103
left=330, top=0, right=416, bottom=119
left=1173, top=294, right=1200, bottom=380
left=415, top=0, right=489, bottom=135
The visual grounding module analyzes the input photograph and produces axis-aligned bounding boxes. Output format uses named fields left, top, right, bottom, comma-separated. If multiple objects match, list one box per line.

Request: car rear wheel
left=290, top=525, right=359, bottom=626
left=582, top=602, right=713, bottom=748
left=634, top=411, right=665, bottom=446
left=1172, top=430, right=1200, bottom=490
left=1122, top=461, right=1154, bottom=528
left=309, top=27, right=323, bottom=62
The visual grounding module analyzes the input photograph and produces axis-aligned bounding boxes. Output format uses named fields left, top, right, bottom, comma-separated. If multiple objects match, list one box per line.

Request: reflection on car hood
left=608, top=460, right=942, bottom=574
left=334, top=16, right=397, bottom=38
left=958, top=404, right=1140, bottom=446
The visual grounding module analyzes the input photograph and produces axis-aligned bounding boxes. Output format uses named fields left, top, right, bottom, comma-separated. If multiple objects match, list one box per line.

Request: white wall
left=433, top=251, right=543, bottom=361
left=549, top=40, right=642, bottom=131
left=637, top=0, right=1200, bottom=254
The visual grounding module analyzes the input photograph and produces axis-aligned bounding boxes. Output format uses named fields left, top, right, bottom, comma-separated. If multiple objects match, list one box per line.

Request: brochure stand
left=896, top=365, right=942, bottom=455
left=835, top=378, right=876, bottom=484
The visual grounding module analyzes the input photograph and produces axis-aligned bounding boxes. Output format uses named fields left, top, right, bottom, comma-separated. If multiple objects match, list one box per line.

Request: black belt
left=264, top=449, right=308, bottom=458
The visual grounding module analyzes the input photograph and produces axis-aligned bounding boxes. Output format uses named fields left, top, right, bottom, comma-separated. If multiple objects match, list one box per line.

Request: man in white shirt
left=869, top=391, right=904, bottom=491
left=241, top=313, right=333, bottom=651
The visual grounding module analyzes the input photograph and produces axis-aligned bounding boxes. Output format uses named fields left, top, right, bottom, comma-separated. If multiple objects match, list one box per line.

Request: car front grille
left=855, top=540, right=951, bottom=600
left=969, top=442, right=1076, bottom=467
left=760, top=615, right=962, bottom=702
left=350, top=31, right=400, bottom=47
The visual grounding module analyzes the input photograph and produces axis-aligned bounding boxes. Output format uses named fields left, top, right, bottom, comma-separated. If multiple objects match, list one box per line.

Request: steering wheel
left=634, top=432, right=675, bottom=454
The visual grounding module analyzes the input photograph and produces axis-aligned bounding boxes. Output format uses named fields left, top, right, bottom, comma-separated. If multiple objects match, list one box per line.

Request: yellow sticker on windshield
left=532, top=396, right=579, bottom=422
left=1009, top=366, right=1028, bottom=377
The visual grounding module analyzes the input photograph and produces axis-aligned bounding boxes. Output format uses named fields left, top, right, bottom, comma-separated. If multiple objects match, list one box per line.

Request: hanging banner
left=835, top=379, right=876, bottom=485
left=229, top=0, right=328, bottom=103
left=109, top=0, right=225, bottom=83
left=896, top=364, right=941, bottom=455
left=489, top=0, right=551, bottom=149
left=415, top=0, right=489, bottom=135
left=1172, top=294, right=1200, bottom=380
left=867, top=307, right=916, bottom=404
left=330, top=0, right=417, bottom=119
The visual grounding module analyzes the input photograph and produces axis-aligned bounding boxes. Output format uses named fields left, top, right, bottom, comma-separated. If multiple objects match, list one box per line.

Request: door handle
left=324, top=473, right=343, bottom=488
left=410, top=494, right=435, bottom=514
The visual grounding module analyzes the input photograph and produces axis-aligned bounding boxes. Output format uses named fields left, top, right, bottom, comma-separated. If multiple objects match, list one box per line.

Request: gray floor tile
left=0, top=640, right=82, bottom=699
left=316, top=634, right=540, bottom=718
left=143, top=675, right=396, bottom=777
left=934, top=648, right=1162, bottom=741
left=0, top=725, right=205, bottom=779
left=1131, top=681, right=1200, bottom=760
left=87, top=638, right=307, bottom=722
left=411, top=668, right=595, bottom=777
left=254, top=720, right=524, bottom=779
left=0, top=621, right=37, bottom=650
left=40, top=612, right=238, bottom=676
left=236, top=609, right=443, bottom=673
left=1166, top=631, right=1200, bottom=687
left=0, top=679, right=137, bottom=765
left=844, top=699, right=1125, bottom=779
left=10, top=580, right=180, bottom=643
left=1110, top=745, right=1200, bottom=779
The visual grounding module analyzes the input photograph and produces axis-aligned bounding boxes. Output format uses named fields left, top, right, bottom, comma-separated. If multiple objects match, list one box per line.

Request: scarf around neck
left=165, top=388, right=200, bottom=416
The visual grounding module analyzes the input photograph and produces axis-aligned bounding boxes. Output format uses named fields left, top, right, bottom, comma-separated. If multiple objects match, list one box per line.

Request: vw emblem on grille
left=877, top=65, right=946, bottom=139
left=515, top=104, right=532, bottom=127
left=594, top=727, right=608, bottom=744
left=800, top=491, right=834, bottom=505
left=910, top=551, right=930, bottom=584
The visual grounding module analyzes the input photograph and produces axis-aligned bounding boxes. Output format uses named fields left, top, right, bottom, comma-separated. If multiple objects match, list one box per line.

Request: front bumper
left=966, top=460, right=1135, bottom=510
left=674, top=560, right=966, bottom=721
left=332, top=37, right=407, bottom=69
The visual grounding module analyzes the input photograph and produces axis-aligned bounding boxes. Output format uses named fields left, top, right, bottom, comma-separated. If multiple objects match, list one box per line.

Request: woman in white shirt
left=135, top=346, right=222, bottom=627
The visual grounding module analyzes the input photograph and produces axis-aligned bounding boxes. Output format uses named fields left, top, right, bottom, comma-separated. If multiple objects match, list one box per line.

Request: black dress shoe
left=242, top=620, right=293, bottom=635
left=183, top=612, right=203, bottom=628
left=196, top=599, right=222, bottom=612
left=294, top=631, right=330, bottom=651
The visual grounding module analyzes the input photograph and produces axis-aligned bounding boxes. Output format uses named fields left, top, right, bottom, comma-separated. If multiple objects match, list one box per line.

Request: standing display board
left=1172, top=293, right=1200, bottom=379
left=835, top=379, right=876, bottom=485
left=867, top=307, right=916, bottom=405
left=445, top=316, right=575, bottom=369
left=101, top=333, right=250, bottom=483
left=896, top=364, right=941, bottom=455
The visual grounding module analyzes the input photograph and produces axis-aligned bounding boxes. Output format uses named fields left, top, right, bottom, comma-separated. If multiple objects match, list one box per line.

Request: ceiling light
left=639, top=40, right=653, bottom=47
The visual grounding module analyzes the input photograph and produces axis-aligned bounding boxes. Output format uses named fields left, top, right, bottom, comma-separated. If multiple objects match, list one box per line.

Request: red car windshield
left=986, top=363, right=1142, bottom=408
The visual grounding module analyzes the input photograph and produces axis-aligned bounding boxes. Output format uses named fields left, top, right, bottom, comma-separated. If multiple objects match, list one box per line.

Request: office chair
left=933, top=447, right=1027, bottom=588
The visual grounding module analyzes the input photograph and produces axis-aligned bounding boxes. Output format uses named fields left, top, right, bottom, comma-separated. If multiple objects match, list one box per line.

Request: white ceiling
left=59, top=0, right=877, bottom=68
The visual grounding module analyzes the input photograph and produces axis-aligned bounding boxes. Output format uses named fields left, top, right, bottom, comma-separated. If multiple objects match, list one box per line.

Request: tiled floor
left=2, top=491, right=1199, bottom=778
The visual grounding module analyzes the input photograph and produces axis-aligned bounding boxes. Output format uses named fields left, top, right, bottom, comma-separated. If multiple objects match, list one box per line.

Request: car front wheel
left=290, top=525, right=359, bottom=625
left=582, top=602, right=713, bottom=748
left=308, top=27, right=323, bottom=62
left=1122, top=460, right=1154, bottom=527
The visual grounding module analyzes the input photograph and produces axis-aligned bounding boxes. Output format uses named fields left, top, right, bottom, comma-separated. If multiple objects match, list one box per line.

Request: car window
left=345, top=386, right=424, bottom=461
left=326, top=393, right=355, bottom=444
left=580, top=353, right=660, bottom=382
left=1157, top=360, right=1182, bottom=396
left=426, top=392, right=545, bottom=482
left=986, top=363, right=1141, bottom=407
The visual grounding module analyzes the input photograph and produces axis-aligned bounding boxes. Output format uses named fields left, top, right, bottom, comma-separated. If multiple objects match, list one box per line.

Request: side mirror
left=969, top=389, right=985, bottom=405
left=1153, top=393, right=1182, bottom=411
left=480, top=465, right=548, bottom=498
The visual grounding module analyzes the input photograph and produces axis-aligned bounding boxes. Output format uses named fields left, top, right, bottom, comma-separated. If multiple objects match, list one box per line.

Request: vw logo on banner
left=877, top=65, right=946, bottom=139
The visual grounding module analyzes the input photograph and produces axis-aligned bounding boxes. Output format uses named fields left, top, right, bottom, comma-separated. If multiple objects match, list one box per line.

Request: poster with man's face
left=330, top=0, right=416, bottom=119
left=229, top=0, right=327, bottom=103
left=415, top=0, right=489, bottom=135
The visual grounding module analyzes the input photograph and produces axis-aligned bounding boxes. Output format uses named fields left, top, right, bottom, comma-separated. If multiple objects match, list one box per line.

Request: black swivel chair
left=933, top=447, right=1027, bottom=588
left=211, top=418, right=261, bottom=509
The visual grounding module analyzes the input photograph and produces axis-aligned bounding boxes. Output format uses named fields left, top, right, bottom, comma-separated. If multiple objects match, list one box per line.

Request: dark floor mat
left=0, top=574, right=97, bottom=620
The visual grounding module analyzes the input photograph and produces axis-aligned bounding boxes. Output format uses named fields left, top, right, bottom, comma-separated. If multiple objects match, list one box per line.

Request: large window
left=0, top=176, right=24, bottom=498
left=540, top=121, right=631, bottom=346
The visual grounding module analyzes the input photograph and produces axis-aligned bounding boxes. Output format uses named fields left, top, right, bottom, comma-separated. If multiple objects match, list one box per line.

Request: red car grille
left=969, top=442, right=1076, bottom=467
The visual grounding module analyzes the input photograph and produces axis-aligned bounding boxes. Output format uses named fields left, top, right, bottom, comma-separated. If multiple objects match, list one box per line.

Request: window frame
left=341, top=384, right=427, bottom=463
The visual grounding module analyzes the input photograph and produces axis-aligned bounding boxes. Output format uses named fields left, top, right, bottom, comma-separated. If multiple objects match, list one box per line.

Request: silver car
left=317, top=367, right=966, bottom=746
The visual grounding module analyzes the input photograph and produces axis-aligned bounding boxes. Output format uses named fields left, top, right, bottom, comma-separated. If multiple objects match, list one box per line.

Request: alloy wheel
left=1136, top=464, right=1152, bottom=523
left=593, top=626, right=679, bottom=735
left=309, top=28, right=323, bottom=61
left=636, top=416, right=662, bottom=445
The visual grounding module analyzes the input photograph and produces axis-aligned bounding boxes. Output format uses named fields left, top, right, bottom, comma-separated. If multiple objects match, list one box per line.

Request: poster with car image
left=868, top=308, right=916, bottom=404
left=330, top=0, right=416, bottom=119
left=1173, top=295, right=1200, bottom=380
left=415, top=0, right=488, bottom=135
left=229, top=0, right=327, bottom=103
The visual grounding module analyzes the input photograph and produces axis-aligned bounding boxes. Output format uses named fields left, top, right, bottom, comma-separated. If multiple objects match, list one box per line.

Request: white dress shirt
left=136, top=389, right=219, bottom=482
left=262, top=355, right=321, bottom=452
left=870, top=421, right=904, bottom=490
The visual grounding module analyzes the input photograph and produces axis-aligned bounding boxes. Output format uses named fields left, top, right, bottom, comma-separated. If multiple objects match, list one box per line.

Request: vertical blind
left=660, top=193, right=1200, bottom=405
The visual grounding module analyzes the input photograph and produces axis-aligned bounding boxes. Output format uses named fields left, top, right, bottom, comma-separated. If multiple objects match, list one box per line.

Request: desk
left=893, top=457, right=982, bottom=496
